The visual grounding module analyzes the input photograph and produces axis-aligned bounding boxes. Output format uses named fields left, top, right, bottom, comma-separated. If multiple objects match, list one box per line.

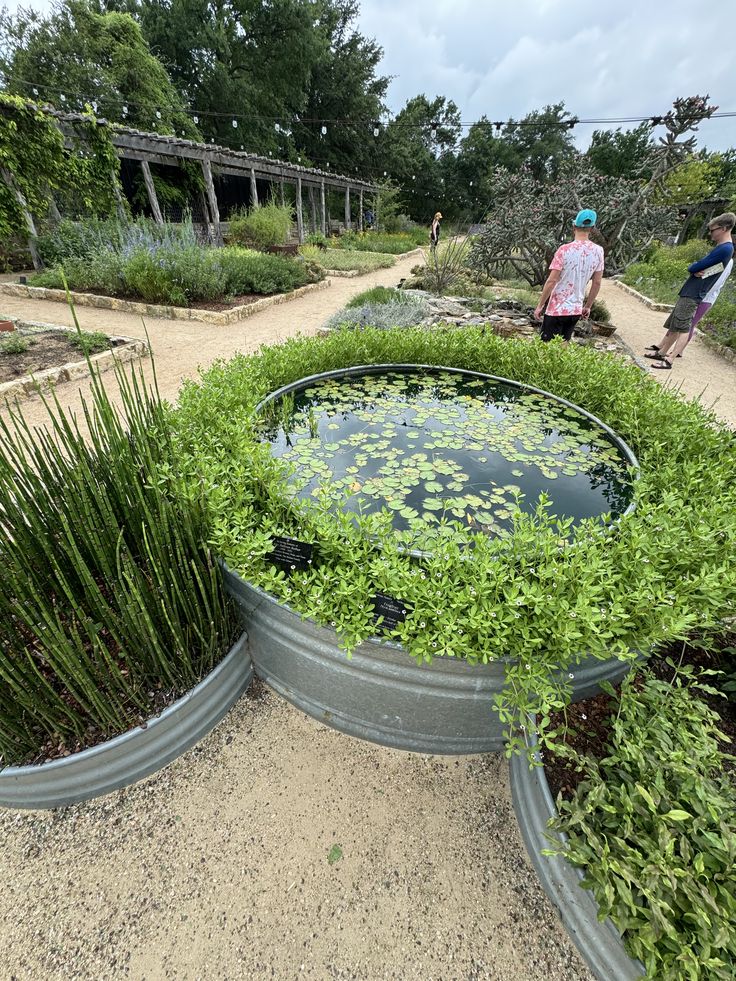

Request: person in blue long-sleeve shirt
left=645, top=212, right=735, bottom=369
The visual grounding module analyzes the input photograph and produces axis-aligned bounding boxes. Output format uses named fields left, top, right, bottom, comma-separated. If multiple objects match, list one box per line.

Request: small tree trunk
left=201, top=157, right=223, bottom=246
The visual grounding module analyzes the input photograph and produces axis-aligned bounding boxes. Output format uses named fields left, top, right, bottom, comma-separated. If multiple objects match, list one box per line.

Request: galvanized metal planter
left=0, top=633, right=252, bottom=810
left=224, top=567, right=634, bottom=755
left=510, top=738, right=644, bottom=980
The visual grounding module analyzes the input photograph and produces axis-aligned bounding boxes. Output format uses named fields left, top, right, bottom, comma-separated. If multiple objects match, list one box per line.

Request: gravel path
left=2, top=267, right=733, bottom=980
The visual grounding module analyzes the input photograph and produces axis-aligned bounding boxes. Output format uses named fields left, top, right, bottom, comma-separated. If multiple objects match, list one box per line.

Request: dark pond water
left=260, top=369, right=634, bottom=540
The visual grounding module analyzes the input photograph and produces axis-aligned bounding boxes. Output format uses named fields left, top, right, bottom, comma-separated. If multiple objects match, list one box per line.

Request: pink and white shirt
left=547, top=240, right=605, bottom=316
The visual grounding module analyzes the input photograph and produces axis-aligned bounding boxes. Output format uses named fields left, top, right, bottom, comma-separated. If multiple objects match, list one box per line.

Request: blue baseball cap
left=573, top=208, right=597, bottom=228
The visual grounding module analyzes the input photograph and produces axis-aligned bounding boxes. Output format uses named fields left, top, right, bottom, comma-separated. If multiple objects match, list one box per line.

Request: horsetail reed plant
left=0, top=312, right=238, bottom=767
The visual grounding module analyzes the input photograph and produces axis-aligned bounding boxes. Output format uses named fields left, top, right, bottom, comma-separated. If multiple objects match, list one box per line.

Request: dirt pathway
left=0, top=255, right=420, bottom=427
left=601, top=280, right=736, bottom=427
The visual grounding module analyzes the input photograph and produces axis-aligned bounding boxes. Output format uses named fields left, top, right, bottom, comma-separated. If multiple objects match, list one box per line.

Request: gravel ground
left=0, top=683, right=593, bottom=981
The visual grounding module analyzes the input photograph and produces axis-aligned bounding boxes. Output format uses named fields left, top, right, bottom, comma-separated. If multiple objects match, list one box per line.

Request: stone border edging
left=509, top=740, right=645, bottom=981
left=0, top=633, right=252, bottom=810
left=611, top=279, right=674, bottom=311
left=0, top=278, right=331, bottom=326
left=698, top=332, right=736, bottom=364
left=324, top=268, right=360, bottom=278
left=0, top=320, right=149, bottom=404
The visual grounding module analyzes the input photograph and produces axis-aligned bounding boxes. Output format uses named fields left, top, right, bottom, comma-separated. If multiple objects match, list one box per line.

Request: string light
left=321, top=125, right=327, bottom=135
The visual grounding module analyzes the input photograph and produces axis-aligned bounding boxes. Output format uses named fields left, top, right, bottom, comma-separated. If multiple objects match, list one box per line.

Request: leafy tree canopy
left=0, top=0, right=198, bottom=137
left=586, top=122, right=654, bottom=180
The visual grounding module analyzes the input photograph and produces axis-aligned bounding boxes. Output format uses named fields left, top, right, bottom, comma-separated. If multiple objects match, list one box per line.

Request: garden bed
left=0, top=321, right=148, bottom=402
left=0, top=278, right=330, bottom=326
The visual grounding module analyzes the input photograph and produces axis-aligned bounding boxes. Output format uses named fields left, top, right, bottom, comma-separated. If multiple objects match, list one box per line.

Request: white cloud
left=357, top=0, right=736, bottom=151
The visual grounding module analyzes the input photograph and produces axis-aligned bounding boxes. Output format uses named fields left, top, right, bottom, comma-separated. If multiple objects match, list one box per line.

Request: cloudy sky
left=356, top=0, right=736, bottom=151
left=3, top=0, right=735, bottom=151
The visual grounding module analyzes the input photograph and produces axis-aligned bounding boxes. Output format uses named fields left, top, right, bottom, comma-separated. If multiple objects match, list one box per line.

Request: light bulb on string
left=156, top=110, right=161, bottom=119
left=232, top=119, right=238, bottom=128
left=431, top=121, right=438, bottom=139
left=60, top=93, right=66, bottom=103
left=321, top=125, right=327, bottom=136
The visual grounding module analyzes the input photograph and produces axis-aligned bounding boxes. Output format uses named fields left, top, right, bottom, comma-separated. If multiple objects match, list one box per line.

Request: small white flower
left=568, top=673, right=575, bottom=679
left=581, top=714, right=587, bottom=720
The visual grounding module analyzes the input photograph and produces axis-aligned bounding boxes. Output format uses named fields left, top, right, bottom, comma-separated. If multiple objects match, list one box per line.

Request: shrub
left=29, top=244, right=311, bottom=305
left=301, top=246, right=396, bottom=272
left=218, top=248, right=309, bottom=295
left=0, top=334, right=31, bottom=355
left=589, top=298, right=611, bottom=323
left=0, top=342, right=237, bottom=765
left=323, top=296, right=429, bottom=331
left=550, top=668, right=736, bottom=979
left=174, top=326, right=736, bottom=752
left=305, top=231, right=329, bottom=248
left=621, top=240, right=709, bottom=303
left=345, top=286, right=414, bottom=309
left=228, top=199, right=294, bottom=249
left=36, top=216, right=202, bottom=267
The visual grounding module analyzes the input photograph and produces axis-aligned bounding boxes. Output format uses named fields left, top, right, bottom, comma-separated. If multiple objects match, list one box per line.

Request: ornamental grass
left=0, top=327, right=238, bottom=767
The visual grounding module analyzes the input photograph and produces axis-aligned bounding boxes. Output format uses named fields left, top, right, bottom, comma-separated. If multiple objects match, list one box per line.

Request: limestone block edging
left=0, top=326, right=149, bottom=404
left=0, top=278, right=331, bottom=327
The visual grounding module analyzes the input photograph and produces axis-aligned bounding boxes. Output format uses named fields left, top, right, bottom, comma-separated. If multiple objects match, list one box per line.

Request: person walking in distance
left=430, top=212, right=442, bottom=251
left=645, top=213, right=735, bottom=368
left=534, top=209, right=604, bottom=342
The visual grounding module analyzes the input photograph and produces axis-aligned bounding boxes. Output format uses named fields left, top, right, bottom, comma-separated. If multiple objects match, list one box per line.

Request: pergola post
left=201, top=157, right=223, bottom=246
left=320, top=181, right=326, bottom=236
left=359, top=189, right=364, bottom=232
left=344, top=186, right=351, bottom=231
left=140, top=160, right=163, bottom=224
left=296, top=176, right=304, bottom=243
left=250, top=168, right=259, bottom=209
left=1, top=166, right=43, bottom=270
left=279, top=179, right=285, bottom=206
left=307, top=185, right=317, bottom=233
left=111, top=171, right=127, bottom=221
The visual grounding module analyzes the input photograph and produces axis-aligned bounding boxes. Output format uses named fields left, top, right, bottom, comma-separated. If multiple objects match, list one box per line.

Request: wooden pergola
left=54, top=112, right=380, bottom=244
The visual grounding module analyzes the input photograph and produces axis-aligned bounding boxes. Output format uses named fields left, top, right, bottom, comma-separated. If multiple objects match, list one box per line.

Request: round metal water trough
left=510, top=735, right=645, bottom=980
left=0, top=633, right=252, bottom=810
left=224, top=568, right=634, bottom=754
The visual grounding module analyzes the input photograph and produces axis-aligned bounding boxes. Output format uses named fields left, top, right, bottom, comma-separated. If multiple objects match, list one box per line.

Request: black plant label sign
left=371, top=592, right=412, bottom=632
left=268, top=536, right=314, bottom=572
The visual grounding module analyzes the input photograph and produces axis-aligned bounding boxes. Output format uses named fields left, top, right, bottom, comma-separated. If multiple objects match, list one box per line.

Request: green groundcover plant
left=300, top=245, right=396, bottom=273
left=30, top=238, right=314, bottom=306
left=173, top=326, right=736, bottom=749
left=548, top=667, right=736, bottom=980
left=334, top=230, right=426, bottom=254
left=0, top=331, right=238, bottom=767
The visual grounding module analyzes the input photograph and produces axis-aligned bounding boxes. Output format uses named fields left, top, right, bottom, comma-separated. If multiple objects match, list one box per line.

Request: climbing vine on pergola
left=0, top=94, right=122, bottom=268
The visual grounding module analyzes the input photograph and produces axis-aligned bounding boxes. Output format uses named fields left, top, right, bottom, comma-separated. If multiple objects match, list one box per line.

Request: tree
left=380, top=95, right=461, bottom=221
left=453, top=117, right=520, bottom=216
left=469, top=96, right=717, bottom=283
left=501, top=102, right=577, bottom=181
left=0, top=0, right=198, bottom=137
left=293, top=0, right=389, bottom=176
left=587, top=123, right=654, bottom=180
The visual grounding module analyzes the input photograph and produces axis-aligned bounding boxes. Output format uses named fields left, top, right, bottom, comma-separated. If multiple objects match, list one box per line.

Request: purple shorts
left=688, top=302, right=712, bottom=340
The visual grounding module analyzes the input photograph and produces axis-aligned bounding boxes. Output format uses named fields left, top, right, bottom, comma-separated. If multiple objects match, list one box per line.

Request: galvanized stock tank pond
left=259, top=365, right=635, bottom=545
left=224, top=365, right=638, bottom=754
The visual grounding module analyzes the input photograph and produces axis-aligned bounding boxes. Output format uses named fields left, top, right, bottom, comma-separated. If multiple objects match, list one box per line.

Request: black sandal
left=644, top=352, right=665, bottom=360
left=650, top=358, right=673, bottom=370
left=645, top=344, right=659, bottom=352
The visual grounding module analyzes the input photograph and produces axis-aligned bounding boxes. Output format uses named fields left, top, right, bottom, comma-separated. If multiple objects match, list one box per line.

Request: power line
left=4, top=75, right=735, bottom=130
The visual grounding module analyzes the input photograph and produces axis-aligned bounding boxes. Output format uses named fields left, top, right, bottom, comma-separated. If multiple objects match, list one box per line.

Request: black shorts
left=540, top=314, right=580, bottom=342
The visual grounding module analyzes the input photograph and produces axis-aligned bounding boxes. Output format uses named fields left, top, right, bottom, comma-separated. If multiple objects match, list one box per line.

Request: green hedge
left=174, top=327, right=736, bottom=748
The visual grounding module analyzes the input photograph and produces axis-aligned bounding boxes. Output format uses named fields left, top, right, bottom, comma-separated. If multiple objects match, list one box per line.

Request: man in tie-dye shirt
left=534, top=209, right=605, bottom=342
